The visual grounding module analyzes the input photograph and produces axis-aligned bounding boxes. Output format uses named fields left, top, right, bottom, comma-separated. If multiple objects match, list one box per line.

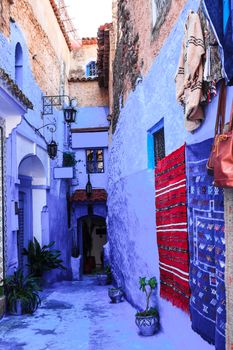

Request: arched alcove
left=18, top=154, right=46, bottom=186
left=15, top=42, right=23, bottom=88
left=76, top=215, right=107, bottom=274
left=17, top=155, right=47, bottom=269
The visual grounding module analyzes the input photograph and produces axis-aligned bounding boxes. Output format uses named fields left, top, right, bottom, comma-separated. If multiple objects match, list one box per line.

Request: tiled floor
left=0, top=276, right=177, bottom=350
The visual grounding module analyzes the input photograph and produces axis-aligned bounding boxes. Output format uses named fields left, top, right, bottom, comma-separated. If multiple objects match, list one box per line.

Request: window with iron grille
left=153, top=127, right=165, bottom=166
left=86, top=149, right=104, bottom=173
left=86, top=61, right=97, bottom=77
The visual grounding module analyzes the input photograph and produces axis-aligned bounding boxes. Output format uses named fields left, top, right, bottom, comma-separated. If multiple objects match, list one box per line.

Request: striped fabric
left=155, top=145, right=190, bottom=312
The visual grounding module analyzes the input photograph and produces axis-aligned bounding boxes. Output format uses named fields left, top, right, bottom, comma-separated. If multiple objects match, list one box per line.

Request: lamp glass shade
left=47, top=140, right=58, bottom=159
left=64, top=107, right=76, bottom=123
left=86, top=174, right=92, bottom=196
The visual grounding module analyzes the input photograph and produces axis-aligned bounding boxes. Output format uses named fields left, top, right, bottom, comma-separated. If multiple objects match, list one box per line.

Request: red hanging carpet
left=155, top=144, right=190, bottom=312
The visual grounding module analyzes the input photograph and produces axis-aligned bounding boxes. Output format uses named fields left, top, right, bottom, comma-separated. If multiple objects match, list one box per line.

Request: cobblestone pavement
left=0, top=276, right=178, bottom=350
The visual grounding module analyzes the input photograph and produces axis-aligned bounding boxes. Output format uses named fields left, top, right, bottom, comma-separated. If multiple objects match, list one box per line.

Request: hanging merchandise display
left=224, top=188, right=233, bottom=350
left=207, top=81, right=226, bottom=171
left=198, top=1, right=224, bottom=103
left=155, top=145, right=190, bottom=312
left=203, top=0, right=233, bottom=84
left=175, top=11, right=205, bottom=132
left=213, top=101, right=233, bottom=188
left=186, top=139, right=226, bottom=350
left=206, top=80, right=233, bottom=188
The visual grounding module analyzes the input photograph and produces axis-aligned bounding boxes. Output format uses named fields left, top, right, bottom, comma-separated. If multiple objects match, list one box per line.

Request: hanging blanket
left=186, top=139, right=226, bottom=350
left=224, top=188, right=233, bottom=350
left=155, top=145, right=190, bottom=312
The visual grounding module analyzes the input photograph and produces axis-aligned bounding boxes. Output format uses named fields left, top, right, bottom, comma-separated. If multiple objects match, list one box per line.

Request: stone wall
left=112, top=0, right=186, bottom=131
left=69, top=81, right=109, bottom=107
left=69, top=43, right=97, bottom=80
left=0, top=0, right=11, bottom=37
left=107, top=0, right=215, bottom=349
left=10, top=0, right=70, bottom=95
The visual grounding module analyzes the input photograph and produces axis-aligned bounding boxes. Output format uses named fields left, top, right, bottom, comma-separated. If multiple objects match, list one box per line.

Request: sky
left=65, top=0, right=112, bottom=38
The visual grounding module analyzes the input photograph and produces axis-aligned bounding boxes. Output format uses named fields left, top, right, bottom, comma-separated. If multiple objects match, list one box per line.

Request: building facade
left=107, top=0, right=233, bottom=349
left=0, top=0, right=75, bottom=285
left=69, top=37, right=110, bottom=275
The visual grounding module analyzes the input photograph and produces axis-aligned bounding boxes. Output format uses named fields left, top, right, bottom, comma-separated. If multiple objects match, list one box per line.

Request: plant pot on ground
left=108, top=287, right=124, bottom=303
left=3, top=269, right=41, bottom=315
left=96, top=264, right=112, bottom=286
left=135, top=277, right=160, bottom=336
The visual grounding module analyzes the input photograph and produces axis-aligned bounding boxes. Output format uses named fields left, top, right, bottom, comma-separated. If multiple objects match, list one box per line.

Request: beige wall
left=69, top=44, right=98, bottom=80
left=11, top=0, right=71, bottom=95
left=69, top=81, right=109, bottom=107
left=0, top=0, right=11, bottom=37
left=130, top=0, right=185, bottom=77
left=115, top=0, right=186, bottom=100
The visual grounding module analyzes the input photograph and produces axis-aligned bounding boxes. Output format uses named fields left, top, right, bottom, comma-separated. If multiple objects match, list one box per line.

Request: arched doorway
left=76, top=215, right=107, bottom=274
left=18, top=155, right=46, bottom=269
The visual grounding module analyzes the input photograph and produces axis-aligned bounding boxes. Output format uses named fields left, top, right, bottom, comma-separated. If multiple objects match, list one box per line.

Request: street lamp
left=86, top=173, right=92, bottom=197
left=63, top=104, right=77, bottom=124
left=42, top=95, right=78, bottom=124
left=35, top=122, right=58, bottom=159
left=47, top=140, right=58, bottom=159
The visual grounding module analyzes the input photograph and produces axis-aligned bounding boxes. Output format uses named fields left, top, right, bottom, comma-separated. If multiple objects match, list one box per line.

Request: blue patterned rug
left=186, top=139, right=226, bottom=350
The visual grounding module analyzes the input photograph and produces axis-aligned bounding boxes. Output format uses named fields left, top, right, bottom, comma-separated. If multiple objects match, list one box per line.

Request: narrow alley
left=0, top=0, right=233, bottom=349
left=0, top=277, right=177, bottom=350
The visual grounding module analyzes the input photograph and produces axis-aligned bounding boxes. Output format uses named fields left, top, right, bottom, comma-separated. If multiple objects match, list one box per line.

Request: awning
left=71, top=189, right=107, bottom=202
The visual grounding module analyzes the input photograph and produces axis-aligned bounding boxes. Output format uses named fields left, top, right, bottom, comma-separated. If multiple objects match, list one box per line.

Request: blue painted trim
left=147, top=133, right=154, bottom=169
left=148, top=117, right=164, bottom=134
left=147, top=118, right=164, bottom=169
left=223, top=0, right=230, bottom=34
left=0, top=86, right=27, bottom=115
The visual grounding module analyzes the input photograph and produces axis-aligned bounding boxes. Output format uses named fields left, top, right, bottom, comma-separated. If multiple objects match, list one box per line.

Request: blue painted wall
left=1, top=22, right=72, bottom=280
left=107, top=0, right=216, bottom=349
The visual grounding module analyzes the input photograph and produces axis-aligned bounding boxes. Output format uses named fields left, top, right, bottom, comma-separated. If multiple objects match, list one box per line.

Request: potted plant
left=97, top=264, right=112, bottom=286
left=108, top=287, right=124, bottom=303
left=62, top=152, right=77, bottom=167
left=135, top=277, right=160, bottom=336
left=23, top=238, right=66, bottom=280
left=3, top=269, right=41, bottom=315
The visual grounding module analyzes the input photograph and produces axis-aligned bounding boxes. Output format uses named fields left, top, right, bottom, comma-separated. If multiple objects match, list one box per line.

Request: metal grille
left=153, top=127, right=165, bottom=166
left=17, top=198, right=24, bottom=270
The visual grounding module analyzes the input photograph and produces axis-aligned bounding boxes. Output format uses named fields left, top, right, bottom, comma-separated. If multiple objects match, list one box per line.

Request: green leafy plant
left=62, top=152, right=77, bottom=167
left=3, top=269, right=41, bottom=314
left=23, top=238, right=66, bottom=277
left=105, top=264, right=111, bottom=275
left=136, top=277, right=159, bottom=317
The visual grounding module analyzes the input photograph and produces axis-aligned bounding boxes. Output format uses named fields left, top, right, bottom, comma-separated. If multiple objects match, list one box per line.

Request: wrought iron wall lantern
left=42, top=94, right=78, bottom=124
left=86, top=173, right=92, bottom=197
left=35, top=122, right=58, bottom=159
left=47, top=140, right=58, bottom=160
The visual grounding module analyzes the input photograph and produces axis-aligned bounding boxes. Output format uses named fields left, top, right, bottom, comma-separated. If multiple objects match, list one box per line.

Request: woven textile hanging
left=224, top=188, right=233, bottom=350
left=155, top=144, right=190, bottom=312
left=186, top=139, right=226, bottom=350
